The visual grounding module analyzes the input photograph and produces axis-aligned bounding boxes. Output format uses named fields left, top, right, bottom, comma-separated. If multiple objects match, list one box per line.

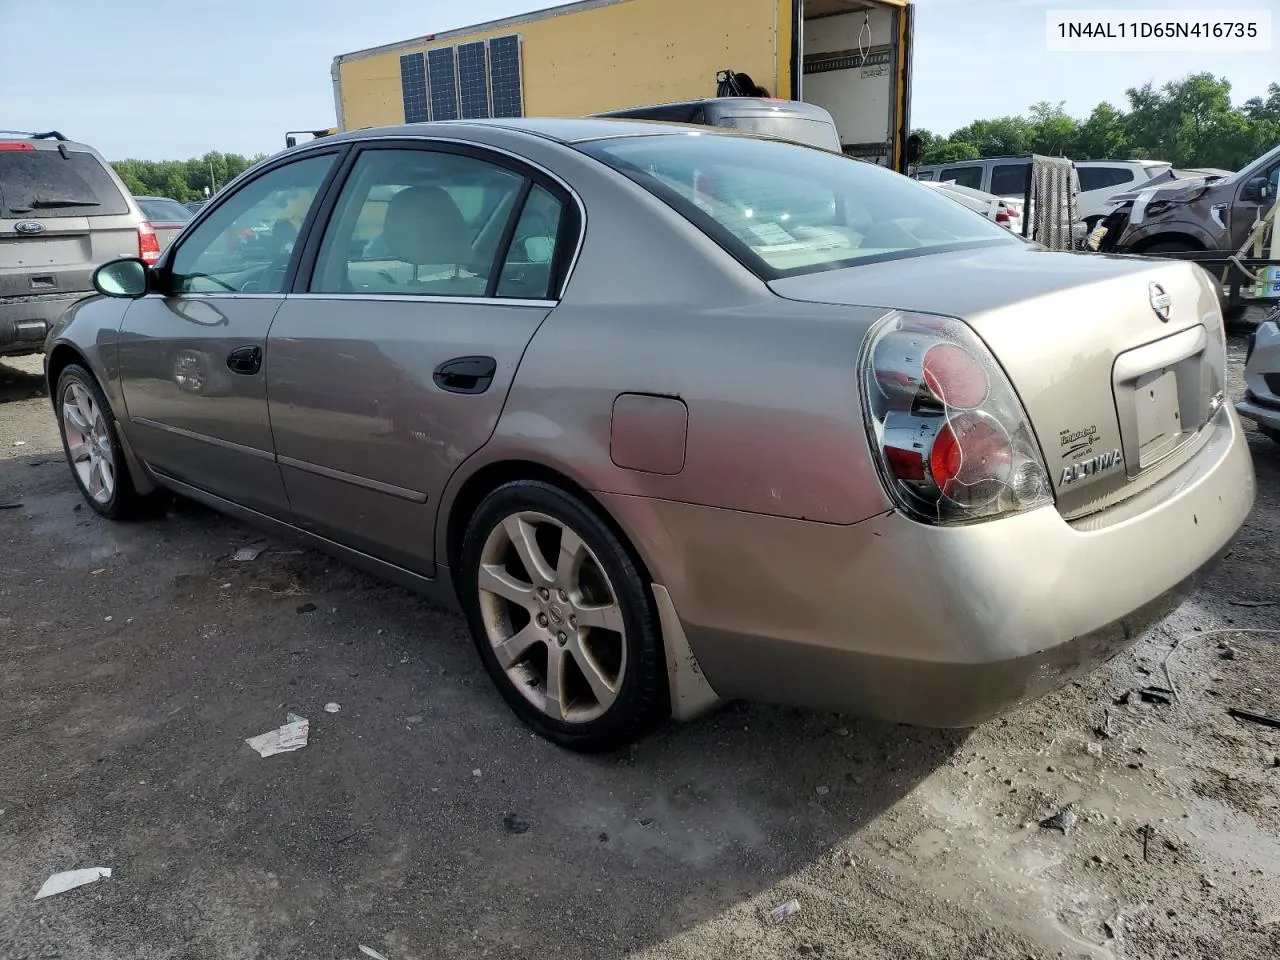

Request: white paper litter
left=234, top=542, right=269, bottom=562
left=246, top=713, right=309, bottom=757
left=324, top=703, right=341, bottom=714
left=35, top=867, right=112, bottom=900
left=770, top=898, right=801, bottom=924
left=358, top=946, right=389, bottom=960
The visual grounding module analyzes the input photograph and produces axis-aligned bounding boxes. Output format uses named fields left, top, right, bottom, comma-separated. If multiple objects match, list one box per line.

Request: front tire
left=458, top=480, right=669, bottom=751
left=55, top=364, right=163, bottom=520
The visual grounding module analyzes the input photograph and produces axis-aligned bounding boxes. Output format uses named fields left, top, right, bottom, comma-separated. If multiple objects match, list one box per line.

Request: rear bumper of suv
left=0, top=293, right=87, bottom=356
left=601, top=406, right=1254, bottom=727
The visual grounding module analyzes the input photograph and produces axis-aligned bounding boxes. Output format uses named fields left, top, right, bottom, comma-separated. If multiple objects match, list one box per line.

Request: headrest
left=383, top=185, right=466, bottom=266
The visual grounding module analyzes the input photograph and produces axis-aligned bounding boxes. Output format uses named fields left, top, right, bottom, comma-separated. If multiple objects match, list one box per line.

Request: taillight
left=995, top=206, right=1012, bottom=226
left=0, top=142, right=35, bottom=151
left=138, top=221, right=161, bottom=265
left=861, top=312, right=1052, bottom=523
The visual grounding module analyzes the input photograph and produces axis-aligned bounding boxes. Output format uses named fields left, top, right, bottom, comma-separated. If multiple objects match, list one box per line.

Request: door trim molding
left=131, top=417, right=275, bottom=461
left=278, top=455, right=428, bottom=503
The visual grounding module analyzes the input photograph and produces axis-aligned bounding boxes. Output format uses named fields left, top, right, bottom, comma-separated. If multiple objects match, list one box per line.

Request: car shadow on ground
left=0, top=455, right=967, bottom=960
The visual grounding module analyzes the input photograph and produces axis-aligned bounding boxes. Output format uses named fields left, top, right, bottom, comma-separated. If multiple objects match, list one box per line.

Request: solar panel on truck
left=487, top=35, right=523, bottom=118
left=457, top=41, right=490, bottom=119
left=428, top=48, right=459, bottom=121
left=399, top=52, right=428, bottom=123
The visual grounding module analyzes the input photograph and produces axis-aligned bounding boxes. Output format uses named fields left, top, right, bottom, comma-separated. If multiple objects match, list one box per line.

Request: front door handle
left=226, top=345, right=262, bottom=376
left=433, top=355, right=496, bottom=395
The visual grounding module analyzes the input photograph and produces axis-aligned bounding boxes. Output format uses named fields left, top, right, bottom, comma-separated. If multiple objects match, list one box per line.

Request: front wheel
left=56, top=364, right=163, bottom=520
left=458, top=481, right=670, bottom=751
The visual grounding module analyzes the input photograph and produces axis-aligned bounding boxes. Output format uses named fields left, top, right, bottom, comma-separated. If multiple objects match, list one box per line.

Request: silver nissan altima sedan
left=44, top=119, right=1255, bottom=751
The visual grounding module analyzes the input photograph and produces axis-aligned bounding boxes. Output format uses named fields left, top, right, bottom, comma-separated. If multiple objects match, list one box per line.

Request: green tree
left=1027, top=101, right=1079, bottom=157
left=1075, top=103, right=1130, bottom=160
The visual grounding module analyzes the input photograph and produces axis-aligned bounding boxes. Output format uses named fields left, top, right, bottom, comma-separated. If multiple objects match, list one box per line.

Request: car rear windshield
left=0, top=149, right=130, bottom=218
left=137, top=197, right=193, bottom=223
left=579, top=134, right=1015, bottom=279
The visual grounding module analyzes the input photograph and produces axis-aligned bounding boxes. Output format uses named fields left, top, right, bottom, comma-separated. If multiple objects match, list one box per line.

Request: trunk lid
left=770, top=244, right=1227, bottom=519
left=0, top=215, right=139, bottom=297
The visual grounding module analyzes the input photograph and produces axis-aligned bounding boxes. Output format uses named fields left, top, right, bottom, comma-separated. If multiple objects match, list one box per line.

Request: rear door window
left=1078, top=167, right=1135, bottom=192
left=0, top=149, right=129, bottom=218
left=939, top=165, right=983, bottom=190
left=989, top=163, right=1030, bottom=197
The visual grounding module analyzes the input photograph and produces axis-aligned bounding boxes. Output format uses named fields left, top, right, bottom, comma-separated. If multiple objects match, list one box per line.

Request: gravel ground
left=0, top=316, right=1277, bottom=960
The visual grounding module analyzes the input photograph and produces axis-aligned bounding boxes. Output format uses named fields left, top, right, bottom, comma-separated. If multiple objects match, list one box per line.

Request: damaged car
left=1090, top=142, right=1280, bottom=318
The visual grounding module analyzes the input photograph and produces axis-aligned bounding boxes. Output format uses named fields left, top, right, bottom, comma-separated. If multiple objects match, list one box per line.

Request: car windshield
left=0, top=149, right=130, bottom=218
left=715, top=115, right=843, bottom=153
left=137, top=197, right=193, bottom=222
left=579, top=133, right=1015, bottom=278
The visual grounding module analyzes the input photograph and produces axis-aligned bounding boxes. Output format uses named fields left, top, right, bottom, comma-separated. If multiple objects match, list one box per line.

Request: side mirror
left=92, top=258, right=149, bottom=298
left=1241, top=176, right=1271, bottom=202
left=906, top=134, right=923, bottom=166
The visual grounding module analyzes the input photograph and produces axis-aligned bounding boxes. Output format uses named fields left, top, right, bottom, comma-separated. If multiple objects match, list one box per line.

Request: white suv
left=915, top=157, right=1171, bottom=228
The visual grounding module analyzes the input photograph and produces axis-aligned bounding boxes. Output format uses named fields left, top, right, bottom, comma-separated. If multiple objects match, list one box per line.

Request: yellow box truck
left=331, top=0, right=915, bottom=171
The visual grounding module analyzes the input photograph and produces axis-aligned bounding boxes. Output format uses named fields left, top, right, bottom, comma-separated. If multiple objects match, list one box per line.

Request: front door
left=116, top=153, right=338, bottom=515
left=1229, top=153, right=1280, bottom=250
left=266, top=142, right=575, bottom=574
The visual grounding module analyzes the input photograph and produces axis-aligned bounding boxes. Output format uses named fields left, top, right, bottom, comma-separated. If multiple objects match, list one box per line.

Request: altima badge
left=1149, top=283, right=1172, bottom=321
left=1060, top=449, right=1123, bottom=486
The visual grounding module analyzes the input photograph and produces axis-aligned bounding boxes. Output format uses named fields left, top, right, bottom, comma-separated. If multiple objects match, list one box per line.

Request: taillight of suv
left=860, top=312, right=1053, bottom=524
left=138, top=221, right=161, bottom=265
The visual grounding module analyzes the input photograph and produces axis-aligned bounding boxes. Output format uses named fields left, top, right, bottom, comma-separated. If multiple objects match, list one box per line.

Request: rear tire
left=458, top=480, right=669, bottom=752
left=55, top=364, right=164, bottom=521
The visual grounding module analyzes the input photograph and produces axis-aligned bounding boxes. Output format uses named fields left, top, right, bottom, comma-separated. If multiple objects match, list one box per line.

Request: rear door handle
left=433, top=355, right=496, bottom=395
left=226, top=345, right=262, bottom=375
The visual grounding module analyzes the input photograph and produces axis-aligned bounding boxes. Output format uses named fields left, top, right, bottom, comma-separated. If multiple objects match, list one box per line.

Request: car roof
left=302, top=117, right=729, bottom=149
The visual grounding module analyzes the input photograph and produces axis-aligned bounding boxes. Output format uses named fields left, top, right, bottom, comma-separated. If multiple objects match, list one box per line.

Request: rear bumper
left=0, top=293, right=87, bottom=355
left=601, top=407, right=1255, bottom=727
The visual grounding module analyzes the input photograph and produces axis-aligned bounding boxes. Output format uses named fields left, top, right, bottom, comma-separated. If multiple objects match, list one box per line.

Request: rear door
left=0, top=144, right=137, bottom=300
left=266, top=141, right=578, bottom=573
left=116, top=151, right=341, bottom=516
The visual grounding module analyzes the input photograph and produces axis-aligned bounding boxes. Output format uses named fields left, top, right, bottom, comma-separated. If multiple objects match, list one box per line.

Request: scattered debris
left=635, top=817, right=654, bottom=827
left=1114, top=689, right=1132, bottom=706
left=245, top=713, right=310, bottom=757
left=471, top=768, right=481, bottom=778
left=1139, top=686, right=1175, bottom=705
left=233, top=542, right=269, bottom=562
left=503, top=813, right=530, bottom=834
left=1201, top=876, right=1216, bottom=889
left=770, top=898, right=801, bottom=924
left=91, top=568, right=106, bottom=576
left=296, top=602, right=317, bottom=614
left=1096, top=709, right=1114, bottom=739
left=359, top=946, right=390, bottom=960
left=34, top=867, right=112, bottom=900
left=323, top=703, right=341, bottom=714
left=815, top=785, right=830, bottom=796
left=1141, top=824, right=1154, bottom=862
left=1086, top=742, right=1104, bottom=759
left=1229, top=599, right=1277, bottom=607
left=1219, top=647, right=1238, bottom=660
left=1103, top=919, right=1118, bottom=939
left=12, top=440, right=25, bottom=446
left=0, top=502, right=22, bottom=510
left=835, top=726, right=849, bottom=737
left=1228, top=707, right=1280, bottom=730
left=1039, top=809, right=1078, bottom=833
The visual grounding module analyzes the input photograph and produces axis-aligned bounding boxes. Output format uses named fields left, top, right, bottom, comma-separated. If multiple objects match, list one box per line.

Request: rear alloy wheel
left=56, top=364, right=163, bottom=520
left=459, top=481, right=668, bottom=751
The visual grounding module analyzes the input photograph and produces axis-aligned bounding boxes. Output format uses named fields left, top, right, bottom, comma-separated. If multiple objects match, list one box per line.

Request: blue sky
left=2, top=0, right=1275, bottom=160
